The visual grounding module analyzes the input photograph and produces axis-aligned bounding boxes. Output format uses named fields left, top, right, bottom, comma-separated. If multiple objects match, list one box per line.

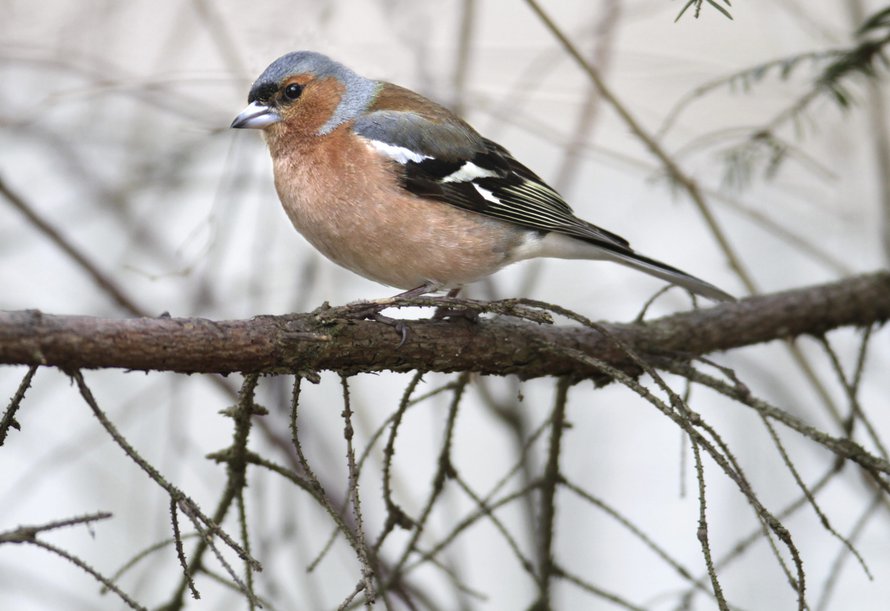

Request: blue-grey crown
left=248, top=51, right=380, bottom=135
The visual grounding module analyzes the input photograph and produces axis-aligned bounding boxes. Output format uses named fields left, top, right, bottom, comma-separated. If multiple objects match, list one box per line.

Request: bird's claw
left=370, top=312, right=411, bottom=347
left=328, top=301, right=411, bottom=346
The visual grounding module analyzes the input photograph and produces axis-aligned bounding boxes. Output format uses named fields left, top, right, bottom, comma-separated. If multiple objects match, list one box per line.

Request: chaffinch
left=231, top=51, right=734, bottom=303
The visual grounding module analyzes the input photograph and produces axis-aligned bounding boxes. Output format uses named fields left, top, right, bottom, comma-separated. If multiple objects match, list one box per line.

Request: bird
left=231, top=51, right=734, bottom=304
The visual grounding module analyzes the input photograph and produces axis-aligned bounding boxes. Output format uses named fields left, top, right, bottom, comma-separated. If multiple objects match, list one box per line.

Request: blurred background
left=2, top=1, right=889, bottom=609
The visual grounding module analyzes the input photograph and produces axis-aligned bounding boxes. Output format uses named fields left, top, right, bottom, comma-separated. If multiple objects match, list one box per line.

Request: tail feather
left=601, top=249, right=735, bottom=302
left=533, top=232, right=735, bottom=302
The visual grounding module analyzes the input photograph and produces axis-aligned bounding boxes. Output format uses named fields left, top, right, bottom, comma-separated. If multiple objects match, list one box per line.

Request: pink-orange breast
left=266, top=122, right=526, bottom=290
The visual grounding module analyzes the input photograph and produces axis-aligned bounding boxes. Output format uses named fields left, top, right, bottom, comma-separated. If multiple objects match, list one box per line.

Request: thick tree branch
left=0, top=272, right=887, bottom=380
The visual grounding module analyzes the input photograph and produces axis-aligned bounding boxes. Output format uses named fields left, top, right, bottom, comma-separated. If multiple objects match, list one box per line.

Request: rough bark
left=1, top=272, right=887, bottom=380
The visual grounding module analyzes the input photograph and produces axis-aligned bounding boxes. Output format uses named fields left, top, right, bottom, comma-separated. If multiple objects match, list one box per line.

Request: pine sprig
left=817, top=10, right=890, bottom=108
left=675, top=0, right=734, bottom=22
left=664, top=5, right=890, bottom=190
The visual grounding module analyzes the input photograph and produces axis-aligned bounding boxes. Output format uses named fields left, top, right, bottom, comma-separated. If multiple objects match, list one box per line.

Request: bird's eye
left=283, top=83, right=303, bottom=101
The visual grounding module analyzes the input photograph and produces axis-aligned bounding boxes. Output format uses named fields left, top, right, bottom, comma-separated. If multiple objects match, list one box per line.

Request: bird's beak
left=231, top=101, right=282, bottom=129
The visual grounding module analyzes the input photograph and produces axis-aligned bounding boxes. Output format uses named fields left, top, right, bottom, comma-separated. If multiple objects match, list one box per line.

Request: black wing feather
left=401, top=138, right=631, bottom=250
left=353, top=110, right=629, bottom=249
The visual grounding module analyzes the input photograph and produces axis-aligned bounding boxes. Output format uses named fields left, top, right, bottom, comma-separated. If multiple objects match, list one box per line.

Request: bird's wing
left=353, top=107, right=734, bottom=302
left=352, top=109, right=631, bottom=251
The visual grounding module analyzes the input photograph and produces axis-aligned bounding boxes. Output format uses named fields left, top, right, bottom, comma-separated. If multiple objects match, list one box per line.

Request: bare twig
left=534, top=377, right=570, bottom=607
left=523, top=0, right=755, bottom=293
left=0, top=364, right=37, bottom=446
left=339, top=376, right=376, bottom=608
left=0, top=513, right=144, bottom=610
left=0, top=175, right=147, bottom=316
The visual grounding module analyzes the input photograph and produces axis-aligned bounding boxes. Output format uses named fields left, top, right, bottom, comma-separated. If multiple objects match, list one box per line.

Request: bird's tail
left=532, top=232, right=735, bottom=302
left=600, top=248, right=735, bottom=302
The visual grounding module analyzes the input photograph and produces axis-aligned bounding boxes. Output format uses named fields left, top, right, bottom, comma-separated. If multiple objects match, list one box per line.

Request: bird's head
left=231, top=51, right=379, bottom=137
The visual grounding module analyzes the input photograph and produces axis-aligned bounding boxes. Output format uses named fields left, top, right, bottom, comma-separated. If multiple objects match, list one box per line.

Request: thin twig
left=0, top=364, right=37, bottom=446
left=552, top=563, right=647, bottom=611
left=0, top=175, right=147, bottom=316
left=339, top=376, right=376, bottom=608
left=30, top=539, right=147, bottom=610
left=385, top=374, right=470, bottom=593
left=534, top=377, right=571, bottom=607
left=169, top=499, right=200, bottom=601
left=523, top=0, right=755, bottom=293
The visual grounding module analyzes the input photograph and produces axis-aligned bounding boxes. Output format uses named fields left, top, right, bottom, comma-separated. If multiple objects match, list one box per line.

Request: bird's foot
left=431, top=304, right=480, bottom=322
left=315, top=300, right=412, bottom=346
left=430, top=287, right=479, bottom=322
left=369, top=311, right=411, bottom=347
left=320, top=283, right=440, bottom=346
left=314, top=284, right=479, bottom=346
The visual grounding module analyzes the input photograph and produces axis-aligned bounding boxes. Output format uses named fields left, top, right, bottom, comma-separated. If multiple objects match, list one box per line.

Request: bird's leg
left=384, top=282, right=440, bottom=303
left=357, top=281, right=439, bottom=312
left=336, top=282, right=439, bottom=346
left=324, top=283, right=478, bottom=345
